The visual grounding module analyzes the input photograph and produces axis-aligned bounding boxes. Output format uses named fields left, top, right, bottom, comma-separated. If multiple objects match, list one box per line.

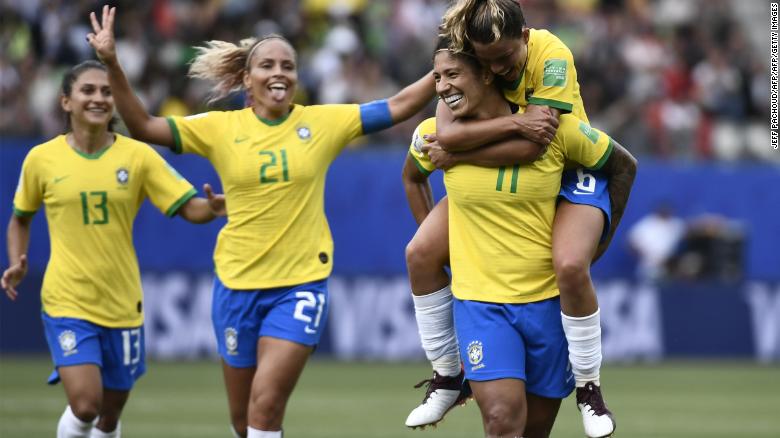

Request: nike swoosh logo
left=304, top=327, right=317, bottom=334
left=53, top=176, right=70, bottom=183
left=572, top=190, right=594, bottom=195
left=234, top=136, right=249, bottom=143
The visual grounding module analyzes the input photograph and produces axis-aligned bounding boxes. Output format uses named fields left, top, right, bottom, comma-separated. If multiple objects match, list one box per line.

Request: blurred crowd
left=0, top=0, right=771, bottom=160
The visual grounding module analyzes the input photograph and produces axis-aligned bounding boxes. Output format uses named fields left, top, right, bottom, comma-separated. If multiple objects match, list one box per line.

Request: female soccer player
left=87, top=6, right=436, bottom=438
left=403, top=37, right=636, bottom=438
left=1, top=60, right=224, bottom=438
left=404, top=2, right=633, bottom=436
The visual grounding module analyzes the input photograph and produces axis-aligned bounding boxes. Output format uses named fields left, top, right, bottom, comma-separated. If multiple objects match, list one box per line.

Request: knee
left=70, top=399, right=101, bottom=423
left=554, top=254, right=591, bottom=289
left=482, top=403, right=525, bottom=437
left=405, top=238, right=440, bottom=272
left=249, top=389, right=285, bottom=428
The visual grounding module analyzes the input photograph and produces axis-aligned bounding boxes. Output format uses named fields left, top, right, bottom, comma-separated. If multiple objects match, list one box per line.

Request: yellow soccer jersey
left=13, top=134, right=196, bottom=327
left=502, top=28, right=588, bottom=122
left=167, top=104, right=364, bottom=289
left=409, top=116, right=612, bottom=303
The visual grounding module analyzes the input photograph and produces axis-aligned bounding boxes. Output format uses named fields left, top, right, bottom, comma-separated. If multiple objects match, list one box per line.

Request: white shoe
left=576, top=382, right=616, bottom=438
left=405, top=371, right=470, bottom=429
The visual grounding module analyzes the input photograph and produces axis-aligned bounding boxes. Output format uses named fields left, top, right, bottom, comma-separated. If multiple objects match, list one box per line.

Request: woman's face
left=433, top=51, right=491, bottom=119
left=471, top=29, right=530, bottom=82
left=61, top=69, right=114, bottom=130
left=244, top=39, right=298, bottom=116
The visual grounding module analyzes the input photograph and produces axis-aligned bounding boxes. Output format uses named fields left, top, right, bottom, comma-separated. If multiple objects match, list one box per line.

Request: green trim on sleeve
left=590, top=138, right=614, bottom=170
left=12, top=207, right=36, bottom=217
left=166, top=117, right=183, bottom=154
left=527, top=97, right=573, bottom=113
left=409, top=152, right=433, bottom=177
left=165, top=188, right=197, bottom=217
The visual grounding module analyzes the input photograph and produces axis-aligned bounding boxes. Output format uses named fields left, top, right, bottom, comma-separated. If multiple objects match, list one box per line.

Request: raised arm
left=593, top=140, right=638, bottom=261
left=2, top=215, right=31, bottom=300
left=387, top=71, right=436, bottom=124
left=87, top=6, right=173, bottom=148
left=402, top=155, right=435, bottom=225
left=435, top=101, right=559, bottom=152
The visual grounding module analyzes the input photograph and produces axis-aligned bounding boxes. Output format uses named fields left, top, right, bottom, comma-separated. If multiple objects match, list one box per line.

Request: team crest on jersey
left=467, top=340, right=484, bottom=370
left=296, top=125, right=312, bottom=141
left=224, top=328, right=238, bottom=355
left=58, top=330, right=78, bottom=356
left=116, top=167, right=129, bottom=185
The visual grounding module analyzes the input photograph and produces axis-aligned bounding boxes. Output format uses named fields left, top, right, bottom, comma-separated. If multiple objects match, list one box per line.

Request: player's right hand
left=87, top=5, right=117, bottom=64
left=1, top=255, right=28, bottom=301
left=516, top=105, right=559, bottom=145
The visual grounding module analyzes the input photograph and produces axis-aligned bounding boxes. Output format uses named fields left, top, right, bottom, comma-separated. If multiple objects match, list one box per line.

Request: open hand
left=204, top=184, right=226, bottom=217
left=2, top=255, right=28, bottom=301
left=86, top=5, right=117, bottom=65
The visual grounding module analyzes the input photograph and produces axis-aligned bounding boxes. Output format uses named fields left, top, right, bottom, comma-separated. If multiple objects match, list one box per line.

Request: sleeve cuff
left=13, top=206, right=36, bottom=217
left=591, top=138, right=614, bottom=170
left=166, top=117, right=183, bottom=154
left=409, top=152, right=433, bottom=176
left=527, top=97, right=574, bottom=113
left=165, top=188, right=197, bottom=217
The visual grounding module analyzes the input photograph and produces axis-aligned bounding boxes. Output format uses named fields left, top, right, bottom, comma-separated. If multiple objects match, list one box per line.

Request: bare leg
left=93, top=389, right=130, bottom=433
left=469, top=378, right=527, bottom=438
left=524, top=393, right=562, bottom=438
left=406, top=197, right=450, bottom=295
left=221, top=361, right=256, bottom=437
left=60, top=364, right=103, bottom=423
left=247, top=337, right=312, bottom=431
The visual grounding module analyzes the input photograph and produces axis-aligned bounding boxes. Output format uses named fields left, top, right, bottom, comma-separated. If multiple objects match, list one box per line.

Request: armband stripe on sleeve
left=359, top=100, right=393, bottom=135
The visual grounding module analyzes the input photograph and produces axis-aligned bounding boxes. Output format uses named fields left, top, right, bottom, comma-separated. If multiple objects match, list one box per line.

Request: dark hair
left=441, top=0, right=527, bottom=51
left=433, top=35, right=483, bottom=76
left=61, top=60, right=117, bottom=132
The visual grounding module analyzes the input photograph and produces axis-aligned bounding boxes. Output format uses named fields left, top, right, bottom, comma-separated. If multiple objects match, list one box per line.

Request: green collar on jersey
left=255, top=109, right=293, bottom=126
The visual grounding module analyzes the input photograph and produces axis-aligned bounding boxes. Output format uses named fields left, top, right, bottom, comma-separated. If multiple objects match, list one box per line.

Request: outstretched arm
left=593, top=140, right=638, bottom=261
left=87, top=6, right=173, bottom=148
left=2, top=215, right=31, bottom=300
left=402, top=156, right=434, bottom=225
left=386, top=72, right=436, bottom=124
left=435, top=100, right=559, bottom=152
left=176, top=184, right=226, bottom=224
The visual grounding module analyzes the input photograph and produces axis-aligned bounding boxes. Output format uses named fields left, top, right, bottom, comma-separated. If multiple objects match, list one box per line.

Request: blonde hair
left=188, top=35, right=294, bottom=104
left=440, top=0, right=526, bottom=52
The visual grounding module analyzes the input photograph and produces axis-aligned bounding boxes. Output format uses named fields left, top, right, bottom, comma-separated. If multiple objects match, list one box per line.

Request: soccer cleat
left=576, top=381, right=616, bottom=438
left=405, top=370, right=471, bottom=429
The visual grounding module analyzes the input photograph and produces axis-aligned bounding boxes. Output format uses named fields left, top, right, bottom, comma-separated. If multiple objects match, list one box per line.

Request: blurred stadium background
left=1, top=0, right=779, bottom=437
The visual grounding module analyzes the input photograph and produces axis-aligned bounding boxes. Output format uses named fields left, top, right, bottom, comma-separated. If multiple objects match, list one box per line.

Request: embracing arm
left=594, top=140, right=638, bottom=260
left=88, top=6, right=173, bottom=148
left=435, top=101, right=559, bottom=152
left=176, top=184, right=226, bottom=224
left=386, top=71, right=436, bottom=124
left=2, top=215, right=31, bottom=300
left=402, top=156, right=435, bottom=225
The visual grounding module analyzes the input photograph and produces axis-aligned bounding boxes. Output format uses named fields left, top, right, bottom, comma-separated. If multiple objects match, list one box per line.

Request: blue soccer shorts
left=453, top=296, right=575, bottom=399
left=558, top=168, right=611, bottom=242
left=211, top=276, right=329, bottom=368
left=42, top=312, right=146, bottom=391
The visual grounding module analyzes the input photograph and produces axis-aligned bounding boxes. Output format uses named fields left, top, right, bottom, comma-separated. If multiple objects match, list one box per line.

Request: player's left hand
left=422, top=142, right=457, bottom=170
left=204, top=183, right=226, bottom=217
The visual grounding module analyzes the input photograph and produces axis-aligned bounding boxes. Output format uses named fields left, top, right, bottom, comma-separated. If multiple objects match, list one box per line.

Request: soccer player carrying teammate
left=403, top=36, right=636, bottom=438
left=86, top=6, right=436, bottom=438
left=404, top=2, right=634, bottom=436
left=1, top=60, right=225, bottom=438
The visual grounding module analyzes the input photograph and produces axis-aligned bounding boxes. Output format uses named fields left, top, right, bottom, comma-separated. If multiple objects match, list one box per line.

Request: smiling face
left=471, top=29, right=529, bottom=82
left=243, top=38, right=298, bottom=119
left=433, top=51, right=493, bottom=119
left=60, top=68, right=114, bottom=130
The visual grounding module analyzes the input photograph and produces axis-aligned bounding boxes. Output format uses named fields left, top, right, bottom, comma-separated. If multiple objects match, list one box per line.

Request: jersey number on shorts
left=495, top=165, right=520, bottom=193
left=121, top=328, right=141, bottom=366
left=293, top=291, right=325, bottom=334
left=80, top=191, right=109, bottom=225
left=259, top=149, right=290, bottom=184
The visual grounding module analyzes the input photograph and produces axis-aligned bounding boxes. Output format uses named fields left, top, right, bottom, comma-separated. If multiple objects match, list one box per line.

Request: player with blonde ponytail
left=405, top=1, right=625, bottom=437
left=87, top=6, right=436, bottom=438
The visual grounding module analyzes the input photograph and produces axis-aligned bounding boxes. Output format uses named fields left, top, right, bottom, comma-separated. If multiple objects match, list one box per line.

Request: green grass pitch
left=1, top=357, right=778, bottom=437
